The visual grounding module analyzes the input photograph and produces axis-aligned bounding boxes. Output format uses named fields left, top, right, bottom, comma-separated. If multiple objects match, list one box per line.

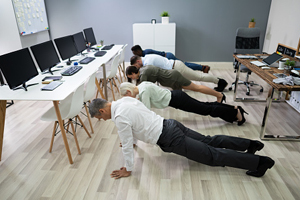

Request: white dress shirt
left=138, top=81, right=171, bottom=109
left=142, top=54, right=174, bottom=70
left=111, top=97, right=164, bottom=171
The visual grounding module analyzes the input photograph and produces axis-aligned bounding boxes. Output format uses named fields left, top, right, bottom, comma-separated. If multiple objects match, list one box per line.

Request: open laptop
left=251, top=52, right=283, bottom=67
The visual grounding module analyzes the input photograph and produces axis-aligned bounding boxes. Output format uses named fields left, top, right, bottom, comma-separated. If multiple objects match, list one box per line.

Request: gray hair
left=89, top=98, right=108, bottom=118
left=119, top=82, right=136, bottom=96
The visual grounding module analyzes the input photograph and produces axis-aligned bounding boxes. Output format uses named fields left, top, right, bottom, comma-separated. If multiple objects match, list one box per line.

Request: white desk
left=0, top=45, right=123, bottom=164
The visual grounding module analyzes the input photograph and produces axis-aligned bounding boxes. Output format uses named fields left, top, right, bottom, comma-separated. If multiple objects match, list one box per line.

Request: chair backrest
left=107, top=52, right=121, bottom=79
left=118, top=44, right=128, bottom=64
left=84, top=72, right=96, bottom=102
left=235, top=27, right=261, bottom=54
left=63, top=83, right=85, bottom=119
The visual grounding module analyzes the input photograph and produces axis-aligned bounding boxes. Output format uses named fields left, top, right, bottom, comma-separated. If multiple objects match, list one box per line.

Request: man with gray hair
left=89, top=97, right=274, bottom=179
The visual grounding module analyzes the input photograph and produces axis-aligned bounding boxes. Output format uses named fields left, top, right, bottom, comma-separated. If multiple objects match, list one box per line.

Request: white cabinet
left=133, top=23, right=176, bottom=54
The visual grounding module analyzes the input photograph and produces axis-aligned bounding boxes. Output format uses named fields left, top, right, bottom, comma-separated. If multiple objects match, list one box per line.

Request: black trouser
left=169, top=90, right=238, bottom=123
left=157, top=119, right=259, bottom=171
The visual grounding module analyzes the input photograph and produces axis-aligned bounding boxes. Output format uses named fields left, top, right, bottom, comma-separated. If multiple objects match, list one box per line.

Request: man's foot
left=202, top=65, right=210, bottom=73
left=246, top=156, right=274, bottom=177
left=247, top=140, right=264, bottom=154
left=214, top=78, right=228, bottom=92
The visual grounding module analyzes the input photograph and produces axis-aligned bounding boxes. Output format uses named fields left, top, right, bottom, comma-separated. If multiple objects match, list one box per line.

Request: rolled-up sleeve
left=115, top=116, right=135, bottom=171
left=140, top=91, right=151, bottom=109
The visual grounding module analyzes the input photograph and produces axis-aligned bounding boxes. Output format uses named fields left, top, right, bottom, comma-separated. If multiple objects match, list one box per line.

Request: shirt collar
left=111, top=101, right=117, bottom=123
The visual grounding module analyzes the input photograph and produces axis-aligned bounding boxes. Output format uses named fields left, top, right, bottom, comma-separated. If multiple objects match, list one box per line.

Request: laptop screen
left=263, top=53, right=283, bottom=65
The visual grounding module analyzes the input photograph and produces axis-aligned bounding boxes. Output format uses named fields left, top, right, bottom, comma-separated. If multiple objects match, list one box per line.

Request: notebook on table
left=41, top=81, right=62, bottom=91
left=251, top=53, right=283, bottom=67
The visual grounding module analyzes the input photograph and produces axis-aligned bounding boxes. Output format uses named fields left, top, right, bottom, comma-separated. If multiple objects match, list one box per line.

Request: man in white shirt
left=89, top=97, right=274, bottom=179
left=130, top=55, right=228, bottom=92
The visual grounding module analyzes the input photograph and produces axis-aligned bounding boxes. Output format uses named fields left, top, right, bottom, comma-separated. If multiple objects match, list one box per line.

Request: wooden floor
left=1, top=63, right=300, bottom=200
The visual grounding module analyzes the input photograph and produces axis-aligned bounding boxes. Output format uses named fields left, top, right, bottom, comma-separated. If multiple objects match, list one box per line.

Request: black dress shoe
left=214, top=78, right=228, bottom=92
left=247, top=140, right=264, bottom=154
left=246, top=156, right=275, bottom=177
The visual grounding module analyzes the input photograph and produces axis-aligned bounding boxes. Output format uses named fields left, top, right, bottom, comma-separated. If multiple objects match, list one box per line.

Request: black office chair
left=228, top=27, right=263, bottom=95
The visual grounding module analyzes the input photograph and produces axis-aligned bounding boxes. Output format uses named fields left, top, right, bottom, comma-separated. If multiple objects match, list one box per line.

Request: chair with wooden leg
left=95, top=52, right=121, bottom=101
left=118, top=44, right=128, bottom=82
left=83, top=72, right=97, bottom=134
left=41, top=83, right=91, bottom=154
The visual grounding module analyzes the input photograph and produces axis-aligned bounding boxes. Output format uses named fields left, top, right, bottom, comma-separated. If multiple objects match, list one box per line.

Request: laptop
left=251, top=53, right=283, bottom=67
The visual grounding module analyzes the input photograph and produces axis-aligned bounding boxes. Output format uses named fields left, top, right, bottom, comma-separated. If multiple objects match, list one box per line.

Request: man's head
left=131, top=45, right=143, bottom=56
left=119, top=82, right=139, bottom=97
left=130, top=55, right=143, bottom=68
left=89, top=98, right=112, bottom=121
left=126, top=65, right=140, bottom=81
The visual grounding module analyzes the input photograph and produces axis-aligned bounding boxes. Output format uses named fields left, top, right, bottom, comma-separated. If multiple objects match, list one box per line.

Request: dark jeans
left=169, top=90, right=238, bottom=123
left=165, top=52, right=203, bottom=71
left=157, top=119, right=259, bottom=170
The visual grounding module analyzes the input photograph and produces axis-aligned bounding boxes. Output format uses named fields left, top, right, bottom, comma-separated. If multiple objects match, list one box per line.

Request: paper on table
left=250, top=61, right=266, bottom=67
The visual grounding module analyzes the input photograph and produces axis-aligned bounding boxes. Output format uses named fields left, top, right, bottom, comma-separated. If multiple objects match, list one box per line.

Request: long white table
left=0, top=45, right=123, bottom=164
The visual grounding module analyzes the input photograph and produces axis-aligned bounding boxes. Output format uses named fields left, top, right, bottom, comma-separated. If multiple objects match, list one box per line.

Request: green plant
left=285, top=60, right=295, bottom=67
left=161, top=11, right=169, bottom=17
left=250, top=18, right=255, bottom=22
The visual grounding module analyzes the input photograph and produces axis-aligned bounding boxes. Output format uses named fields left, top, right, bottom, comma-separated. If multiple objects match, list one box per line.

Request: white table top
left=0, top=45, right=123, bottom=101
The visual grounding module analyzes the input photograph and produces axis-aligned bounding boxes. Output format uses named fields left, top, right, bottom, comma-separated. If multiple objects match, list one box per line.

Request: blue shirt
left=142, top=49, right=165, bottom=57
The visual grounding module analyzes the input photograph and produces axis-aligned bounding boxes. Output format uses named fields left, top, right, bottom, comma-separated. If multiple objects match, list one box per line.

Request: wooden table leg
left=53, top=101, right=73, bottom=164
left=0, top=100, right=7, bottom=161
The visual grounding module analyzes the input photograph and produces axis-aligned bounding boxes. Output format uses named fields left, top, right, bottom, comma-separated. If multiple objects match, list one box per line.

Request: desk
left=233, top=54, right=300, bottom=141
left=0, top=45, right=122, bottom=163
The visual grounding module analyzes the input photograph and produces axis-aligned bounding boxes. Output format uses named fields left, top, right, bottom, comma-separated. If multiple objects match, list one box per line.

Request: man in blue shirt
left=131, top=45, right=210, bottom=73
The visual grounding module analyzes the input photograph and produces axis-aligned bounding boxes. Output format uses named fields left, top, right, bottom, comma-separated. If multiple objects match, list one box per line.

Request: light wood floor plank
left=0, top=64, right=300, bottom=200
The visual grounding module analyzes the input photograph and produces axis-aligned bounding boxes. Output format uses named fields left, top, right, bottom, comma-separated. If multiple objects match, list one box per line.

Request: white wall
left=0, top=0, right=50, bottom=55
left=263, top=0, right=300, bottom=53
left=0, top=0, right=22, bottom=55
left=45, top=0, right=271, bottom=62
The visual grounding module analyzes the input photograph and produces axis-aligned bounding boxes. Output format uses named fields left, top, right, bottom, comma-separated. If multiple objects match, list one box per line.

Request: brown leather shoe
left=202, top=65, right=210, bottom=73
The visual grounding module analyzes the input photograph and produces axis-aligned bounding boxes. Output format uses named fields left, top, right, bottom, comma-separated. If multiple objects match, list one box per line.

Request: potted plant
left=284, top=60, right=295, bottom=74
left=161, top=11, right=169, bottom=24
left=248, top=18, right=256, bottom=28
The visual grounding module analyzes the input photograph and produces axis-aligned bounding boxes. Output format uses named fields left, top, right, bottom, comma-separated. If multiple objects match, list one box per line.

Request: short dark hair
left=130, top=55, right=141, bottom=65
left=131, top=45, right=142, bottom=52
left=126, top=65, right=140, bottom=83
left=89, top=98, right=108, bottom=118
left=126, top=65, right=139, bottom=76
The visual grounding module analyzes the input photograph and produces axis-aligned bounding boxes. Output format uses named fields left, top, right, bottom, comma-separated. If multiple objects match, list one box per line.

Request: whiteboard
left=11, top=0, right=49, bottom=36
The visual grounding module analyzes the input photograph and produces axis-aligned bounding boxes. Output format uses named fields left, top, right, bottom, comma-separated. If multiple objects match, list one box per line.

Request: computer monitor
left=0, top=69, right=4, bottom=85
left=0, top=48, right=39, bottom=91
left=54, top=35, right=78, bottom=65
left=31, top=40, right=61, bottom=75
left=83, top=27, right=97, bottom=46
left=72, top=32, right=87, bottom=54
